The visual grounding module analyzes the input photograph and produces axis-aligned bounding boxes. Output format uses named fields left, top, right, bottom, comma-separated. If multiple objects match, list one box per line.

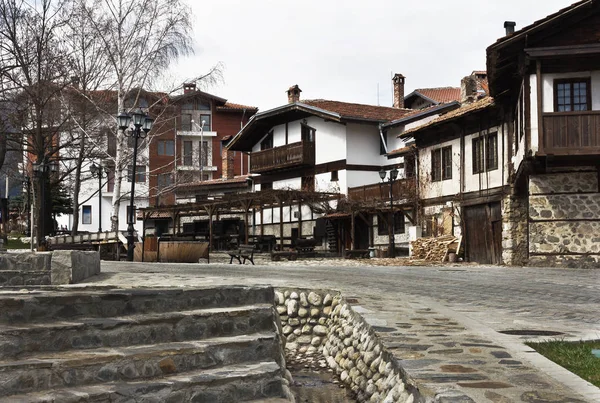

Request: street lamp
left=118, top=108, right=153, bottom=261
left=379, top=167, right=399, bottom=258
left=90, top=162, right=109, bottom=233
left=31, top=159, right=58, bottom=250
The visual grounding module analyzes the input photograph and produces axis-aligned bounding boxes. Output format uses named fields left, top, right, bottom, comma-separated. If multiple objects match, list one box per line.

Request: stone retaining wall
left=0, top=251, right=100, bottom=286
left=275, top=288, right=421, bottom=403
left=528, top=170, right=600, bottom=268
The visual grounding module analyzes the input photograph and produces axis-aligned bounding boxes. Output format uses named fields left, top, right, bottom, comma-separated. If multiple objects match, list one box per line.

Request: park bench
left=228, top=244, right=256, bottom=265
left=271, top=250, right=298, bottom=261
left=344, top=249, right=370, bottom=259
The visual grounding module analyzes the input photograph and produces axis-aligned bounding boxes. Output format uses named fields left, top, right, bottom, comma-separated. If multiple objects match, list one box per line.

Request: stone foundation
left=275, top=288, right=421, bottom=403
left=501, top=193, right=528, bottom=266
left=528, top=170, right=600, bottom=268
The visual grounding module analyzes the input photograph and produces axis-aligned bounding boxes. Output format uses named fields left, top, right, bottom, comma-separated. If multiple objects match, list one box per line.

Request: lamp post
left=379, top=167, right=399, bottom=258
left=90, top=162, right=109, bottom=233
left=118, top=108, right=153, bottom=261
left=31, top=159, right=57, bottom=250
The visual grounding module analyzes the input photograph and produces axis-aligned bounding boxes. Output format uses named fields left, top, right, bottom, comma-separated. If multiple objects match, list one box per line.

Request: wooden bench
left=270, top=250, right=298, bottom=261
left=228, top=244, right=256, bottom=265
left=344, top=249, right=370, bottom=259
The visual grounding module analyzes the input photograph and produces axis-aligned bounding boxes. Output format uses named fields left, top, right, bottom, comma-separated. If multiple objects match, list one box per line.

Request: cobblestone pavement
left=88, top=256, right=600, bottom=402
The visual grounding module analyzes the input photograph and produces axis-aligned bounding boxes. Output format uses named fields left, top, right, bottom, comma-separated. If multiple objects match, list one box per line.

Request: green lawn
left=6, top=238, right=31, bottom=250
left=527, top=340, right=600, bottom=387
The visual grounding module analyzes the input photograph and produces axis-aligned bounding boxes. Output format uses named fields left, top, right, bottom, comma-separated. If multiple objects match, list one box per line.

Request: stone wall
left=0, top=251, right=100, bottom=286
left=501, top=193, right=528, bottom=266
left=528, top=169, right=600, bottom=268
left=275, top=288, right=422, bottom=403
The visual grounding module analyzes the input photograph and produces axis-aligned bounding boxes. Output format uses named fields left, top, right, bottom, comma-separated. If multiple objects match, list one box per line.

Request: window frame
left=554, top=77, right=591, bottom=112
left=157, top=140, right=175, bottom=156
left=379, top=132, right=387, bottom=155
left=199, top=140, right=209, bottom=166
left=473, top=137, right=485, bottom=174
left=82, top=205, right=92, bottom=225
left=157, top=173, right=173, bottom=190
left=431, top=149, right=442, bottom=182
left=127, top=165, right=147, bottom=183
left=183, top=140, right=193, bottom=166
left=486, top=132, right=498, bottom=171
left=473, top=132, right=498, bottom=174
left=260, top=131, right=273, bottom=150
left=377, top=212, right=405, bottom=235
left=330, top=170, right=339, bottom=182
left=441, top=146, right=452, bottom=180
left=301, top=124, right=316, bottom=143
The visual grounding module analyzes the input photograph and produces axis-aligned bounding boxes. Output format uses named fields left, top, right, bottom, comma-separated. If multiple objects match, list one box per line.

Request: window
left=157, top=173, right=173, bottom=189
left=442, top=146, right=452, bottom=180
left=183, top=141, right=193, bottom=166
left=199, top=140, right=209, bottom=166
left=378, top=212, right=405, bottom=235
left=431, top=149, right=441, bottom=182
left=107, top=169, right=115, bottom=192
left=330, top=170, right=339, bottom=182
left=486, top=133, right=498, bottom=171
left=82, top=205, right=92, bottom=224
left=405, top=156, right=415, bottom=178
left=200, top=114, right=211, bottom=131
left=261, top=131, right=273, bottom=150
left=127, top=165, right=146, bottom=182
left=157, top=140, right=174, bottom=156
left=180, top=113, right=192, bottom=131
left=301, top=124, right=315, bottom=142
left=380, top=133, right=387, bottom=155
left=473, top=133, right=498, bottom=174
left=554, top=78, right=591, bottom=112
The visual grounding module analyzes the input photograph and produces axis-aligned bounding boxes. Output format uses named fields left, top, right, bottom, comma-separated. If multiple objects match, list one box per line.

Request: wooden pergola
left=139, top=189, right=341, bottom=250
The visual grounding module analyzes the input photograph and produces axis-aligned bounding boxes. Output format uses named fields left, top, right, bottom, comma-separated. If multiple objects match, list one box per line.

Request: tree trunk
left=0, top=133, right=6, bottom=172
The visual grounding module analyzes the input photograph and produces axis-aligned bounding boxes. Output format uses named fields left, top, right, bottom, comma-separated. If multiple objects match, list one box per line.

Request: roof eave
left=382, top=101, right=461, bottom=130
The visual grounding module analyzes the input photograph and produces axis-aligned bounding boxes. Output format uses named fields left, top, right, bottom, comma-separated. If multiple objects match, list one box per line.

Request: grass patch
left=527, top=339, right=600, bottom=387
left=6, top=238, right=31, bottom=250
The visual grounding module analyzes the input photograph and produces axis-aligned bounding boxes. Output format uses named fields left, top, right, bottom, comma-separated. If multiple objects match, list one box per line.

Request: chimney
left=392, top=73, right=405, bottom=109
left=183, top=82, right=196, bottom=94
left=221, top=140, right=235, bottom=180
left=287, top=85, right=302, bottom=104
left=460, top=75, right=478, bottom=104
left=504, top=21, right=516, bottom=36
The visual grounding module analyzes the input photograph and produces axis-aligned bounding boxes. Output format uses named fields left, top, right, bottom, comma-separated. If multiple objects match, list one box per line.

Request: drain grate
left=498, top=329, right=564, bottom=336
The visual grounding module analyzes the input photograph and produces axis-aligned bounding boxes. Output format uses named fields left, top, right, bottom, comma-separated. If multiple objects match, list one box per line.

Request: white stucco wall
left=346, top=123, right=387, bottom=166
left=316, top=171, right=346, bottom=194
left=419, top=137, right=462, bottom=200
left=463, top=125, right=508, bottom=194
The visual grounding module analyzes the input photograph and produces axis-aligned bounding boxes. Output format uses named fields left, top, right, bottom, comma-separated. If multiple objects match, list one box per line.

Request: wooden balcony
left=348, top=178, right=416, bottom=204
left=250, top=141, right=315, bottom=173
left=541, top=111, right=600, bottom=155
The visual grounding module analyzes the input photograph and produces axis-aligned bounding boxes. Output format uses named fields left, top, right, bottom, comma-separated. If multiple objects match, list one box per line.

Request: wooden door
left=463, top=202, right=502, bottom=264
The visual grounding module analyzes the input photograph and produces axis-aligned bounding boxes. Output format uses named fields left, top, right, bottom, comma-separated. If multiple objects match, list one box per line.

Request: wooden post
left=279, top=201, right=284, bottom=250
left=260, top=206, right=264, bottom=236
left=350, top=211, right=355, bottom=250
left=297, top=201, right=302, bottom=238
left=536, top=60, right=543, bottom=153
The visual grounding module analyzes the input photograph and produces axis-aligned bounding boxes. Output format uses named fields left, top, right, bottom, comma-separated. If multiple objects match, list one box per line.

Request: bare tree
left=71, top=0, right=194, bottom=232
left=0, top=0, right=74, bottom=244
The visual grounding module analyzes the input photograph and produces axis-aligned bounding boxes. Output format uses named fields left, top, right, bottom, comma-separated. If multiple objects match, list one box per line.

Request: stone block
left=529, top=172, right=598, bottom=195
left=51, top=250, right=100, bottom=285
left=529, top=221, right=600, bottom=254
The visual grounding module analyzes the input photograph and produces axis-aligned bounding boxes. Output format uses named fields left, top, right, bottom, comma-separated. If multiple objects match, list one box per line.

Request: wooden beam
left=350, top=211, right=355, bottom=251
left=537, top=60, right=544, bottom=154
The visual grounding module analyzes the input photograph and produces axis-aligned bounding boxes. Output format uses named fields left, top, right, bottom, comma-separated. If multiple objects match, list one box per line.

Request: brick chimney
left=183, top=82, right=196, bottom=94
left=392, top=74, right=405, bottom=109
left=287, top=85, right=302, bottom=104
left=221, top=140, right=235, bottom=179
left=460, top=75, right=478, bottom=104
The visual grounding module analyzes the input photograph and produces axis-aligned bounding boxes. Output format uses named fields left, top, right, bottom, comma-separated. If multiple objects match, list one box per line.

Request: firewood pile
left=411, top=235, right=462, bottom=263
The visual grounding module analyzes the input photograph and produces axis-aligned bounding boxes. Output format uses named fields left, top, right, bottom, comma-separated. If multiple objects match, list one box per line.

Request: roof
left=302, top=99, right=411, bottom=122
left=406, top=87, right=461, bottom=105
left=217, top=102, right=258, bottom=112
left=382, top=102, right=461, bottom=130
left=387, top=145, right=417, bottom=158
left=487, top=0, right=597, bottom=96
left=399, top=97, right=495, bottom=138
left=227, top=100, right=412, bottom=150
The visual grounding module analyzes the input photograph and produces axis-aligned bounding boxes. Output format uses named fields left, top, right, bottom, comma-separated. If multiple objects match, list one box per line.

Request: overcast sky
left=170, top=0, right=576, bottom=111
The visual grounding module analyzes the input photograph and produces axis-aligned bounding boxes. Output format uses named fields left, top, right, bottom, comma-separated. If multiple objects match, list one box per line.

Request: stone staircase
left=0, top=286, right=292, bottom=402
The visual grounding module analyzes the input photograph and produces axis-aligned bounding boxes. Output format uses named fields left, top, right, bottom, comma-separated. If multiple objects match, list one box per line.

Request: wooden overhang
left=486, top=0, right=599, bottom=98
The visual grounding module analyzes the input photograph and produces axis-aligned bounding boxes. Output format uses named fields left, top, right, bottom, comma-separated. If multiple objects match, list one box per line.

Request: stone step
left=0, top=286, right=274, bottom=323
left=0, top=271, right=50, bottom=286
left=6, top=360, right=285, bottom=402
left=0, top=304, right=275, bottom=359
left=0, top=332, right=280, bottom=397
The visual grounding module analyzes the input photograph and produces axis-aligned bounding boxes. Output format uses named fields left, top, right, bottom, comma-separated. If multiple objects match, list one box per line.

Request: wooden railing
left=250, top=141, right=315, bottom=173
left=541, top=111, right=600, bottom=155
left=348, top=178, right=416, bottom=203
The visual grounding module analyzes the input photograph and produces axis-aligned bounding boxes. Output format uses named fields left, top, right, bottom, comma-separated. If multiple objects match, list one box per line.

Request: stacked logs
left=411, top=235, right=461, bottom=262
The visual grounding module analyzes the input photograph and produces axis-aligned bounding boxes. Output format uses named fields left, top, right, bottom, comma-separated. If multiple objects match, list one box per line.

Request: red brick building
left=149, top=84, right=257, bottom=206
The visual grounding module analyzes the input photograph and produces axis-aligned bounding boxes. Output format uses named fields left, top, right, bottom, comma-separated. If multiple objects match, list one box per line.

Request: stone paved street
left=87, top=257, right=600, bottom=402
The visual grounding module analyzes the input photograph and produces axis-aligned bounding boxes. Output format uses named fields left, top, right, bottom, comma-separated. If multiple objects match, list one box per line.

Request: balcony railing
left=250, top=141, right=315, bottom=173
left=541, top=111, right=600, bottom=155
left=348, top=178, right=416, bottom=203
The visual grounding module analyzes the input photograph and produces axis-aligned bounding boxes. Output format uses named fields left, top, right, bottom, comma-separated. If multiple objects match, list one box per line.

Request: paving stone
left=440, top=365, right=478, bottom=373
left=457, top=381, right=513, bottom=389
left=520, top=390, right=587, bottom=403
left=491, top=351, right=512, bottom=359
